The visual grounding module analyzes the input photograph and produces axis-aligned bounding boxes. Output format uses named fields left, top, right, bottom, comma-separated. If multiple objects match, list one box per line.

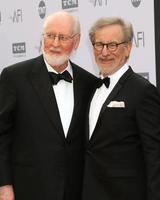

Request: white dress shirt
left=89, top=64, right=129, bottom=139
left=44, top=59, right=74, bottom=137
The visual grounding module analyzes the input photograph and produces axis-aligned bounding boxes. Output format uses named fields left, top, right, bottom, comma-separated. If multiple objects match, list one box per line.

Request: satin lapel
left=86, top=86, right=97, bottom=143
left=98, top=67, right=133, bottom=119
left=90, top=67, right=134, bottom=140
left=99, top=82, right=122, bottom=119
left=88, top=83, right=123, bottom=143
left=66, top=65, right=83, bottom=139
left=28, top=56, right=65, bottom=140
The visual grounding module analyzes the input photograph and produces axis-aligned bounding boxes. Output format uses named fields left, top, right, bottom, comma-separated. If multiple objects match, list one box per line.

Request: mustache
left=99, top=56, right=113, bottom=61
left=49, top=47, right=61, bottom=53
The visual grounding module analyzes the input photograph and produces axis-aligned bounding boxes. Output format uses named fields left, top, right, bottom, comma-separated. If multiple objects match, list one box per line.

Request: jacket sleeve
left=136, top=84, right=160, bottom=200
left=0, top=68, right=16, bottom=186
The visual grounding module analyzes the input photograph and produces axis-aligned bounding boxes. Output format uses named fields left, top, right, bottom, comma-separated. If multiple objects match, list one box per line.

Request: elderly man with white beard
left=0, top=11, right=97, bottom=200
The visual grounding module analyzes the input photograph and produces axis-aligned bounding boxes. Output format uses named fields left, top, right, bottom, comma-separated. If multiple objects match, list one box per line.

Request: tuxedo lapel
left=89, top=67, right=133, bottom=141
left=86, top=88, right=96, bottom=143
left=66, top=64, right=83, bottom=139
left=88, top=82, right=123, bottom=142
left=99, top=67, right=133, bottom=118
left=99, top=82, right=122, bottom=119
left=28, top=56, right=65, bottom=140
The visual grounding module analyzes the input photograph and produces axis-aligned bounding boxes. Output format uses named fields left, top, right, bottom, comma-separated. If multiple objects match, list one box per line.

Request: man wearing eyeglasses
left=0, top=11, right=97, bottom=200
left=82, top=17, right=160, bottom=200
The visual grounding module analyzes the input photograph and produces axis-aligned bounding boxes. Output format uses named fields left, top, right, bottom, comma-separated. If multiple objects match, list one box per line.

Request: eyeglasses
left=93, top=41, right=127, bottom=52
left=43, top=33, right=78, bottom=43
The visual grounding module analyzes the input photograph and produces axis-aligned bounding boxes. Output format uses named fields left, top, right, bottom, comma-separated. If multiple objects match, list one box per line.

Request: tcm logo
left=133, top=31, right=145, bottom=47
left=62, top=0, right=78, bottom=9
left=131, top=0, right=141, bottom=8
left=12, top=43, right=26, bottom=56
left=38, top=1, right=46, bottom=19
left=10, top=9, right=23, bottom=23
left=89, top=0, right=108, bottom=7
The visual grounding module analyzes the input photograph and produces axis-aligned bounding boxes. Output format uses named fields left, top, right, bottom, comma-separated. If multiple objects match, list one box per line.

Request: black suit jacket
left=0, top=55, right=97, bottom=200
left=82, top=67, right=160, bottom=200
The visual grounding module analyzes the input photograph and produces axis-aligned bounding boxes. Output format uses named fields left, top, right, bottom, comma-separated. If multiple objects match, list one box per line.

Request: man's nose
left=101, top=45, right=110, bottom=56
left=52, top=36, right=61, bottom=46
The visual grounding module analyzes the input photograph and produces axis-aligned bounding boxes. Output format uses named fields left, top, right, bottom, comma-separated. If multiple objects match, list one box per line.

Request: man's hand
left=0, top=185, right=15, bottom=200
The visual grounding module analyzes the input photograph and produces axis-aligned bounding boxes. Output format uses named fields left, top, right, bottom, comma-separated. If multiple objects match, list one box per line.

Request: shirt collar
left=109, top=63, right=129, bottom=80
left=100, top=63, right=129, bottom=88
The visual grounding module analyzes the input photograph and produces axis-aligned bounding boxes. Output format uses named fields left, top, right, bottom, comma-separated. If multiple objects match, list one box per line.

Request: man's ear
left=74, top=34, right=81, bottom=50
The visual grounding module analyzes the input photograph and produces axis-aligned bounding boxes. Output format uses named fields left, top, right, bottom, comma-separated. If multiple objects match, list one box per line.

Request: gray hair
left=43, top=11, right=80, bottom=34
left=89, top=17, right=133, bottom=44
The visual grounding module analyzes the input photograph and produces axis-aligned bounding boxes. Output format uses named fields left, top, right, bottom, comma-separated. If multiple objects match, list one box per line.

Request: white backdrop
left=0, top=0, right=156, bottom=84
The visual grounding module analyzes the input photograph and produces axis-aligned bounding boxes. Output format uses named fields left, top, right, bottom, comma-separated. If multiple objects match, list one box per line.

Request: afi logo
left=133, top=31, right=145, bottom=47
left=12, top=43, right=26, bottom=54
left=62, top=0, right=78, bottom=9
left=11, top=9, right=23, bottom=23
left=89, top=0, right=108, bottom=7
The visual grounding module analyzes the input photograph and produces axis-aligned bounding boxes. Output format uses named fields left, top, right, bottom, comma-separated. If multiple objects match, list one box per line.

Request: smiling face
left=93, top=24, right=132, bottom=76
left=42, top=12, right=80, bottom=70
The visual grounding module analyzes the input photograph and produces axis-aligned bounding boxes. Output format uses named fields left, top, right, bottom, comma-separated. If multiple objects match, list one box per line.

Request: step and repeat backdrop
left=0, top=0, right=156, bottom=84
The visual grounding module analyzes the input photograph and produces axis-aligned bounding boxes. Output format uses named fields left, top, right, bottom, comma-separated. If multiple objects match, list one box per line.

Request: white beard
left=43, top=51, right=70, bottom=67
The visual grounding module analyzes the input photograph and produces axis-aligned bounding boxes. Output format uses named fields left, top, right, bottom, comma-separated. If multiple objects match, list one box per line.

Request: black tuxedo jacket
left=0, top=55, right=97, bottom=200
left=82, top=67, right=160, bottom=200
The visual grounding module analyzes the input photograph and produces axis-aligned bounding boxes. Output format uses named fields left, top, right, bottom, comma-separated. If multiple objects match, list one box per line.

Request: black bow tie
left=48, top=71, right=72, bottom=85
left=97, top=77, right=110, bottom=88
